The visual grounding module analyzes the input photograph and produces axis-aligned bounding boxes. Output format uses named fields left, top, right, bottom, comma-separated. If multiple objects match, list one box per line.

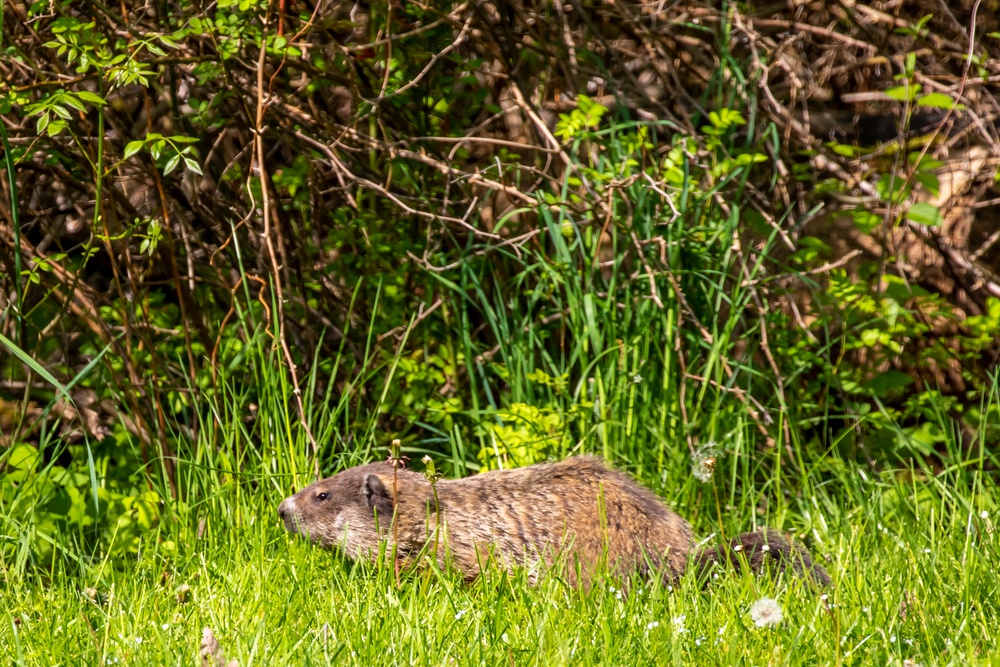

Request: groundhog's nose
left=278, top=499, right=288, bottom=521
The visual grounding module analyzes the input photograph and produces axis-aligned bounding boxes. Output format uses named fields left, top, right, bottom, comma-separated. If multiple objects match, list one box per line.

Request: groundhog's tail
left=694, top=529, right=831, bottom=586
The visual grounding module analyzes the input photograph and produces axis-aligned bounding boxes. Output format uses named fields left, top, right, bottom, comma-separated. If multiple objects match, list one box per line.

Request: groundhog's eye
left=316, top=492, right=329, bottom=502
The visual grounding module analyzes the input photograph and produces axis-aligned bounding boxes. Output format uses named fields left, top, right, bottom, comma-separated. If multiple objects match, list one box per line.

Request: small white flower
left=733, top=544, right=743, bottom=553
left=761, top=545, right=770, bottom=552
left=862, top=606, right=869, bottom=613
left=501, top=633, right=509, bottom=643
left=646, top=621, right=659, bottom=630
left=631, top=373, right=643, bottom=384
left=749, top=597, right=783, bottom=628
left=981, top=510, right=989, bottom=519
left=672, top=615, right=687, bottom=634
left=923, top=548, right=931, bottom=554
left=134, top=637, right=143, bottom=646
left=454, top=609, right=468, bottom=620
left=160, top=624, right=169, bottom=631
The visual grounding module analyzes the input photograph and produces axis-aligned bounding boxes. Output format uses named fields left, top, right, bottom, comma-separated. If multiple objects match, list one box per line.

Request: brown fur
left=277, top=456, right=830, bottom=587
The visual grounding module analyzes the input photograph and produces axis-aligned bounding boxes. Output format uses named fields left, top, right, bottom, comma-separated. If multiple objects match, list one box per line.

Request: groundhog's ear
left=361, top=473, right=394, bottom=519
left=362, top=473, right=388, bottom=498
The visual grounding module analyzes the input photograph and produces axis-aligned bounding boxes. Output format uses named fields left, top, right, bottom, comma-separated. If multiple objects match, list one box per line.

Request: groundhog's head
left=278, top=462, right=403, bottom=559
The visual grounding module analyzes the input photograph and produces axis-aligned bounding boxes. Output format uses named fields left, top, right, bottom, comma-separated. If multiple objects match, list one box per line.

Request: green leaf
left=867, top=370, right=914, bottom=397
left=61, top=94, right=86, bottom=112
left=123, top=140, right=144, bottom=159
left=76, top=90, right=107, bottom=106
left=51, top=104, right=73, bottom=119
left=851, top=209, right=881, bottom=234
left=163, top=153, right=181, bottom=175
left=885, top=84, right=921, bottom=102
left=917, top=92, right=965, bottom=111
left=907, top=202, right=943, bottom=226
left=183, top=157, right=204, bottom=175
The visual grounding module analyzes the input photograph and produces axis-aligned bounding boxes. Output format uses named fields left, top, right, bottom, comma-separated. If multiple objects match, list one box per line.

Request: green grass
left=2, top=443, right=998, bottom=666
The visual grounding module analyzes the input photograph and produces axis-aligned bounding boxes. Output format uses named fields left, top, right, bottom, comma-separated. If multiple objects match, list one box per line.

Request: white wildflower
left=749, top=597, right=783, bottom=628
left=980, top=510, right=989, bottom=519
left=673, top=615, right=687, bottom=634
left=646, top=621, right=659, bottom=630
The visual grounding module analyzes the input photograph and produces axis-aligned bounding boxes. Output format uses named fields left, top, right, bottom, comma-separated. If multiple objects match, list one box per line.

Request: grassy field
left=2, top=378, right=998, bottom=666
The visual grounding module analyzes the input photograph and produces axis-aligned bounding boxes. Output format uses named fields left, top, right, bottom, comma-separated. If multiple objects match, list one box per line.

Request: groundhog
left=277, top=456, right=830, bottom=587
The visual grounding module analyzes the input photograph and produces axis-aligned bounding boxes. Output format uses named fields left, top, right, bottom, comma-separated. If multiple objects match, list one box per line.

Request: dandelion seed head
left=691, top=442, right=721, bottom=483
left=749, top=597, right=783, bottom=628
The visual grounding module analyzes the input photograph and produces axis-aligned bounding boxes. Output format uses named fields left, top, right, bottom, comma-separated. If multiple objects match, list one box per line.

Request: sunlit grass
left=3, top=432, right=997, bottom=666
